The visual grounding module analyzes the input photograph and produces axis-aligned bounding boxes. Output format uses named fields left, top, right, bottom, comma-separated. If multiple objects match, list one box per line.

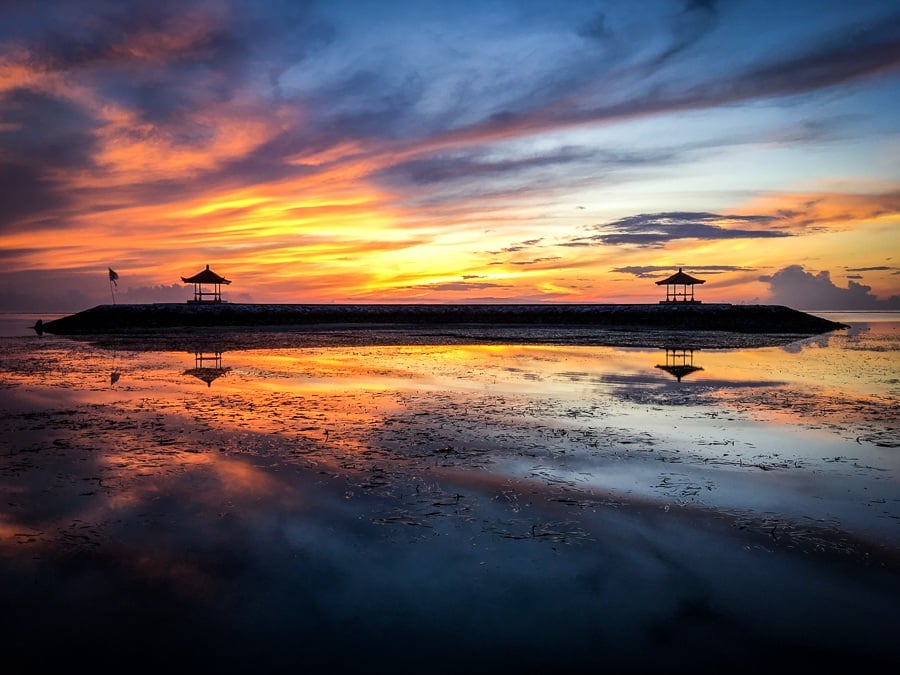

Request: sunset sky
left=1, top=0, right=898, bottom=312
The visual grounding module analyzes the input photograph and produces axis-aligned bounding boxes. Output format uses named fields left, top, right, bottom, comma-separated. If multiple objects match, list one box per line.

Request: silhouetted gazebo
left=656, top=267, right=705, bottom=304
left=181, top=264, right=231, bottom=303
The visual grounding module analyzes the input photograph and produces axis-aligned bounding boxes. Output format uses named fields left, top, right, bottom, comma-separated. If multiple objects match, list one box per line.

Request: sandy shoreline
left=2, top=422, right=897, bottom=672
left=3, top=424, right=898, bottom=669
left=1, top=332, right=897, bottom=671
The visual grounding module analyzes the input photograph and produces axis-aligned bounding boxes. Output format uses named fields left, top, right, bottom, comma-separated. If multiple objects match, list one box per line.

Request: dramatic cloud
left=420, top=5, right=900, bottom=150
left=760, top=265, right=900, bottom=310
left=0, top=1, right=897, bottom=307
left=725, top=13, right=900, bottom=100
left=0, top=163, right=68, bottom=231
left=377, top=148, right=592, bottom=186
left=573, top=212, right=791, bottom=248
left=403, top=281, right=510, bottom=292
left=509, top=257, right=562, bottom=267
left=612, top=265, right=754, bottom=279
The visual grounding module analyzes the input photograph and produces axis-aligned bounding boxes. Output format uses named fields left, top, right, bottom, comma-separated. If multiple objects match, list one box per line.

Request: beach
left=1, top=312, right=898, bottom=672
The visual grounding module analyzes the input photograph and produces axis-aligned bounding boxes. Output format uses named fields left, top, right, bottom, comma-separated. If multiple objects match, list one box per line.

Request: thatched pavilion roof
left=181, top=264, right=231, bottom=285
left=656, top=268, right=705, bottom=286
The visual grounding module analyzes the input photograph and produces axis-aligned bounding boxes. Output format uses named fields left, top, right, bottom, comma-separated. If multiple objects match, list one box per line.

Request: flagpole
left=108, top=267, right=118, bottom=305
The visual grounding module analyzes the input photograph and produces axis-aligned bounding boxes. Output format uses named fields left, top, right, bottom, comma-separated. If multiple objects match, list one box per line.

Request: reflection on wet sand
left=655, top=347, right=704, bottom=381
left=182, top=349, right=230, bottom=387
left=0, top=325, right=898, bottom=671
left=109, top=350, right=121, bottom=386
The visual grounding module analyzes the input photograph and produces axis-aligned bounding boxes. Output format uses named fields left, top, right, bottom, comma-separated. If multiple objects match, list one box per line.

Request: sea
left=0, top=309, right=898, bottom=670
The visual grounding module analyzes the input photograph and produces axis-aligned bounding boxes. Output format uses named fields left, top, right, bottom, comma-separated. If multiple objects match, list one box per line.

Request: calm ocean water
left=2, top=310, right=898, bottom=534
left=1, top=309, right=898, bottom=669
left=0, top=312, right=66, bottom=337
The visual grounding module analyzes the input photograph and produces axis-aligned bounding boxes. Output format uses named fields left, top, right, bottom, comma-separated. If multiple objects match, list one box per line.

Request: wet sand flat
left=1, top=322, right=898, bottom=672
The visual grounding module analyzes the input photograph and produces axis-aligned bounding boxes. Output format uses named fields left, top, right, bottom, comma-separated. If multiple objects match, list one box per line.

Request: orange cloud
left=738, top=189, right=900, bottom=233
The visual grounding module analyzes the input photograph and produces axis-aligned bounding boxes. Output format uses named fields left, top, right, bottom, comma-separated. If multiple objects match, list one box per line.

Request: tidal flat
left=1, top=314, right=898, bottom=672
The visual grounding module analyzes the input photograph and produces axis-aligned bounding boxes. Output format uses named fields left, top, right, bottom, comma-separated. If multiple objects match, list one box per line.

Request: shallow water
left=1, top=314, right=898, bottom=671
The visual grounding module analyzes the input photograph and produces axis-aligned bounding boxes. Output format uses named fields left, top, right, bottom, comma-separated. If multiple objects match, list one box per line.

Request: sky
left=1, top=0, right=899, bottom=312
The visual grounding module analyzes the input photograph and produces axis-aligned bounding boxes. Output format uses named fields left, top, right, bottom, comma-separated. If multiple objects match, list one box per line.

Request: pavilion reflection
left=655, top=347, right=704, bottom=382
left=183, top=349, right=231, bottom=387
left=109, top=349, right=121, bottom=387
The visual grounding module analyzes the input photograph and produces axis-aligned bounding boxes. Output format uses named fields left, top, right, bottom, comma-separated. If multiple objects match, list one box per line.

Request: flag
left=108, top=267, right=119, bottom=287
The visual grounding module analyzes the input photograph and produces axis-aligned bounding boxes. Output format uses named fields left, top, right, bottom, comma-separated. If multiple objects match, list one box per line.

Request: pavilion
left=181, top=264, right=231, bottom=303
left=656, top=267, right=705, bottom=304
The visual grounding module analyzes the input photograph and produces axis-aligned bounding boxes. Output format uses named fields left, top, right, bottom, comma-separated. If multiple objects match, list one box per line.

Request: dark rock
left=39, top=302, right=846, bottom=336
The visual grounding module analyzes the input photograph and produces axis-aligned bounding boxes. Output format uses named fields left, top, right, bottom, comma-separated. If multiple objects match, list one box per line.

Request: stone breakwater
left=38, top=303, right=847, bottom=335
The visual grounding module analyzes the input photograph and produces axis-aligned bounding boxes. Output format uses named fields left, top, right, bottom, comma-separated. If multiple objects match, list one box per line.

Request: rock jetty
left=37, top=303, right=846, bottom=335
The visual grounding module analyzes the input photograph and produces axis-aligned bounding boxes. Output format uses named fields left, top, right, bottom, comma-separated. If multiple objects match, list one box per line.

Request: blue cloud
left=760, top=265, right=900, bottom=310
left=576, top=212, right=790, bottom=248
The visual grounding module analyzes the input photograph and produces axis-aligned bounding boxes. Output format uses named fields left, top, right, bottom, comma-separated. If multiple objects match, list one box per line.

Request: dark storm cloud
left=568, top=212, right=790, bottom=248
left=760, top=265, right=900, bottom=310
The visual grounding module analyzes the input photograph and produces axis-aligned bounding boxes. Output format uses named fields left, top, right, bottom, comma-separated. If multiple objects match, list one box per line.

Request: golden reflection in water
left=183, top=350, right=230, bottom=387
left=655, top=348, right=704, bottom=382
left=2, top=331, right=897, bottom=556
left=157, top=340, right=898, bottom=466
